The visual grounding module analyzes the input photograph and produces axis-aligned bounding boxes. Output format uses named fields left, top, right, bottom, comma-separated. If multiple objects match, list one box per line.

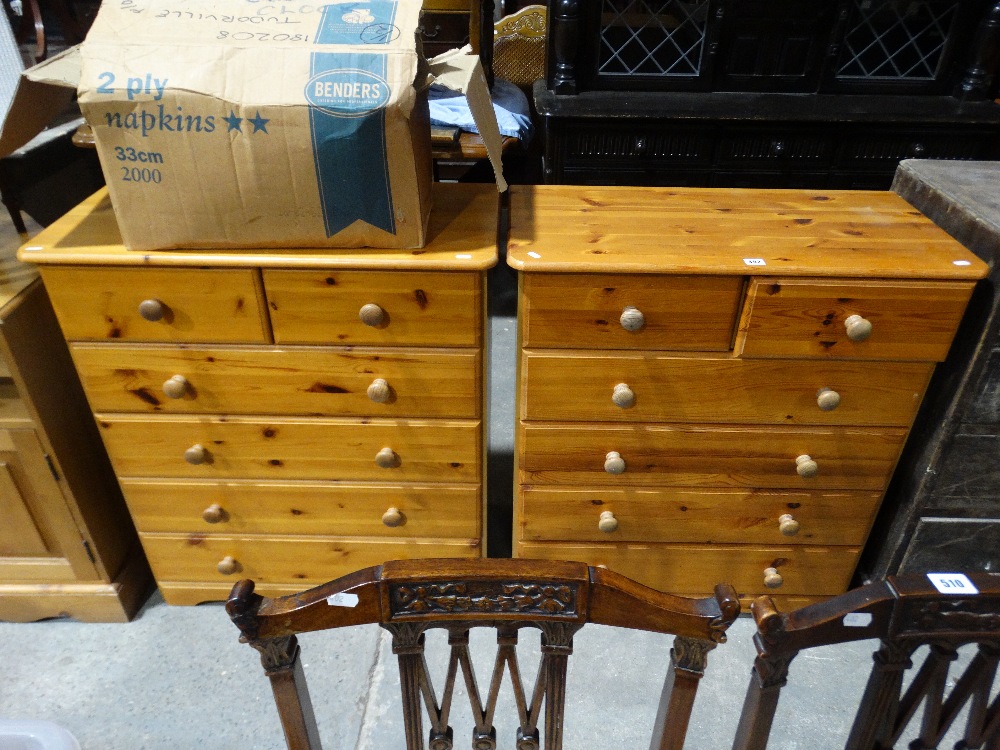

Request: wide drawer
left=39, top=267, right=269, bottom=343
left=72, top=344, right=481, bottom=418
left=519, top=486, right=880, bottom=546
left=97, top=415, right=481, bottom=482
left=516, top=541, right=860, bottom=598
left=737, top=278, right=974, bottom=361
left=519, top=422, right=907, bottom=489
left=520, top=351, right=932, bottom=426
left=142, top=533, right=481, bottom=586
left=120, top=479, right=480, bottom=538
left=264, top=269, right=482, bottom=347
left=521, top=273, right=742, bottom=351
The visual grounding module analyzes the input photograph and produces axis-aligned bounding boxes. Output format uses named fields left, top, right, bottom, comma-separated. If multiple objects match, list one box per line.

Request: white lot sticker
left=927, top=573, right=979, bottom=595
left=743, top=258, right=766, bottom=266
left=843, top=612, right=873, bottom=627
left=327, top=592, right=360, bottom=607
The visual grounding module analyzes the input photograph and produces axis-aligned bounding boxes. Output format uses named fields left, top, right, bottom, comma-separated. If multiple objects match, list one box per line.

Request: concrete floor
left=0, top=214, right=977, bottom=750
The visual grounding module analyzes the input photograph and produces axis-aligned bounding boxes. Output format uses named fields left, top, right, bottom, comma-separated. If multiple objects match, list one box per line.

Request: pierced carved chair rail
left=227, top=558, right=739, bottom=750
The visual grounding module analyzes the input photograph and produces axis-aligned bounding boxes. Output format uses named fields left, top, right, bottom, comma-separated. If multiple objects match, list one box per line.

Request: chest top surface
left=506, top=185, right=988, bottom=280
left=18, top=184, right=499, bottom=271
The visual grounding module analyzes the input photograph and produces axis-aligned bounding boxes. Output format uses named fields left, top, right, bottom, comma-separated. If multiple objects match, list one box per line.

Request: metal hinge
left=82, top=540, right=96, bottom=564
left=44, top=453, right=60, bottom=482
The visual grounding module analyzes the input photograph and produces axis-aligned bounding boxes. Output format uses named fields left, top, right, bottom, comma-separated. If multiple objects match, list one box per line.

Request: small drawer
left=518, top=422, right=907, bottom=490
left=737, top=278, right=975, bottom=361
left=520, top=351, right=932, bottom=426
left=72, top=344, right=481, bottom=418
left=141, top=533, right=481, bottom=587
left=97, top=414, right=481, bottom=482
left=265, top=269, right=482, bottom=347
left=121, top=479, right=480, bottom=538
left=516, top=541, right=861, bottom=598
left=39, top=267, right=269, bottom=343
left=521, top=273, right=742, bottom=351
left=519, top=486, right=880, bottom=546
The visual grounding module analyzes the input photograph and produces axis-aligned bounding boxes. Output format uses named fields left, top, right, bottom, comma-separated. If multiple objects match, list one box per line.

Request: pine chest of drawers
left=507, top=185, right=988, bottom=607
left=20, top=184, right=497, bottom=604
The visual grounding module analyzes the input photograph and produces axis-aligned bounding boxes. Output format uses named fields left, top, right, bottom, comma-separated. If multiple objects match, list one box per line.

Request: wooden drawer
left=519, top=422, right=907, bottom=489
left=39, top=267, right=269, bottom=343
left=142, top=533, right=481, bottom=586
left=264, top=269, right=481, bottom=347
left=737, top=278, right=974, bottom=361
left=97, top=415, right=481, bottom=482
left=120, top=479, right=480, bottom=538
left=517, top=541, right=861, bottom=598
left=521, top=273, right=742, bottom=351
left=72, top=344, right=481, bottom=418
left=520, top=351, right=932, bottom=426
left=519, top=486, right=881, bottom=546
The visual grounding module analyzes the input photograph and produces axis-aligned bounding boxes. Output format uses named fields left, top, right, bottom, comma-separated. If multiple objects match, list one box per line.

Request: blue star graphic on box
left=224, top=111, right=242, bottom=133
left=249, top=112, right=270, bottom=134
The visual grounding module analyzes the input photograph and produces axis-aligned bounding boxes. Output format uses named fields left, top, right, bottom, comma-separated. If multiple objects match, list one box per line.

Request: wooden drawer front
left=142, top=534, right=480, bottom=586
left=521, top=274, right=742, bottom=351
left=519, top=487, right=880, bottom=546
left=737, top=278, right=974, bottom=361
left=519, top=423, right=906, bottom=489
left=521, top=352, right=932, bottom=426
left=265, top=270, right=481, bottom=347
left=121, top=479, right=480, bottom=538
left=39, top=267, right=268, bottom=344
left=97, top=415, right=481, bottom=482
left=73, top=345, right=480, bottom=418
left=517, top=541, right=860, bottom=598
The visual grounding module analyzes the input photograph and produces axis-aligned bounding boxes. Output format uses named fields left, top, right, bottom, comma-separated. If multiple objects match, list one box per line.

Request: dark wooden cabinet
left=536, top=0, right=1000, bottom=188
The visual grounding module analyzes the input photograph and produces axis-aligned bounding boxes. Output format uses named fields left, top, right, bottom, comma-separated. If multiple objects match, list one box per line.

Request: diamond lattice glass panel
left=837, top=0, right=959, bottom=80
left=599, top=0, right=710, bottom=77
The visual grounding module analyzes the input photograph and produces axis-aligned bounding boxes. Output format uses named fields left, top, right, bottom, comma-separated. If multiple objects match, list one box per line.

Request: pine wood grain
left=519, top=486, right=881, bottom=546
left=72, top=344, right=481, bottom=418
left=520, top=351, right=932, bottom=426
left=119, top=478, right=480, bottom=538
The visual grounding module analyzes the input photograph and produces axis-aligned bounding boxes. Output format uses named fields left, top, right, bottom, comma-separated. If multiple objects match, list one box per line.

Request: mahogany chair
left=732, top=573, right=1000, bottom=750
left=227, top=558, right=739, bottom=750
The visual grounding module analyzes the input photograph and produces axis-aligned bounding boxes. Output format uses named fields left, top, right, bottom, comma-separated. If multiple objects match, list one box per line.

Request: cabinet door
left=0, top=429, right=98, bottom=583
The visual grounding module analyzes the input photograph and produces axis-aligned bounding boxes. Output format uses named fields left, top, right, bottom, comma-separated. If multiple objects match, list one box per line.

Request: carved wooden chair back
left=732, top=573, right=1000, bottom=750
left=228, top=558, right=739, bottom=750
left=492, top=5, right=547, bottom=92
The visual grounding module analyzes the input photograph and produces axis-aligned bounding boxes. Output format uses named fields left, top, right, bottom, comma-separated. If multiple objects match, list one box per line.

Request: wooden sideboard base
left=0, top=544, right=153, bottom=623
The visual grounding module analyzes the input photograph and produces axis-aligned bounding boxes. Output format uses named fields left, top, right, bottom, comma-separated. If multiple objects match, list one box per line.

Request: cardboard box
left=0, top=1, right=505, bottom=250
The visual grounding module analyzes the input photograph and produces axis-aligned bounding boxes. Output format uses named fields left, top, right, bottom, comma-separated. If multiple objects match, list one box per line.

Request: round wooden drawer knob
left=816, top=387, right=841, bottom=411
left=612, top=383, right=635, bottom=409
left=598, top=510, right=619, bottom=533
left=382, top=507, right=405, bottom=527
left=359, top=303, right=387, bottom=327
left=763, top=567, right=784, bottom=589
left=163, top=375, right=189, bottom=399
left=138, top=298, right=167, bottom=322
left=795, top=454, right=818, bottom=478
left=778, top=513, right=800, bottom=536
left=202, top=503, right=226, bottom=524
left=184, top=444, right=208, bottom=465
left=367, top=378, right=392, bottom=403
left=844, top=314, right=873, bottom=342
left=217, top=556, right=240, bottom=576
left=375, top=447, right=399, bottom=469
left=620, top=306, right=645, bottom=332
left=604, top=451, right=626, bottom=475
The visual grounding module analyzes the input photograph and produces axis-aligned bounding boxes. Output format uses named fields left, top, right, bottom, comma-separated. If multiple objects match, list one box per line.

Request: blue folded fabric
left=428, top=78, right=534, bottom=143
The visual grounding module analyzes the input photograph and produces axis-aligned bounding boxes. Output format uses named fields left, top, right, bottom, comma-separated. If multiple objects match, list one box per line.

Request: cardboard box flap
left=0, top=47, right=81, bottom=157
left=428, top=48, right=508, bottom=192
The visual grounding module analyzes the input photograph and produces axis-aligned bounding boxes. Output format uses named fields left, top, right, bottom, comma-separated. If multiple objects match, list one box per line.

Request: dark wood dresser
left=536, top=0, right=1000, bottom=189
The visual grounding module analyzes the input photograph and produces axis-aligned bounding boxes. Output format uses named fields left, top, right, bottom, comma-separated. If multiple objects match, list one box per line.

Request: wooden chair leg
left=845, top=641, right=912, bottom=750
left=649, top=636, right=715, bottom=750
left=731, top=651, right=797, bottom=750
left=250, top=635, right=323, bottom=750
